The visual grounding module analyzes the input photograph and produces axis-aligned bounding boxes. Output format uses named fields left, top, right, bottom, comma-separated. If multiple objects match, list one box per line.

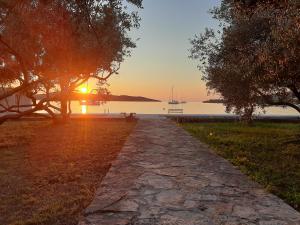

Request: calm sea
left=68, top=101, right=299, bottom=116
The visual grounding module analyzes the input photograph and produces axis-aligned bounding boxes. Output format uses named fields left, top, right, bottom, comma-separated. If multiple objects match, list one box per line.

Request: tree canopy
left=190, top=0, right=300, bottom=120
left=0, top=0, right=142, bottom=123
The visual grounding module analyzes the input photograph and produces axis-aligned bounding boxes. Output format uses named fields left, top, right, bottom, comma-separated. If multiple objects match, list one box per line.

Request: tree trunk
left=240, top=105, right=254, bottom=124
left=68, top=100, right=72, bottom=116
left=60, top=78, right=70, bottom=122
left=61, top=99, right=68, bottom=120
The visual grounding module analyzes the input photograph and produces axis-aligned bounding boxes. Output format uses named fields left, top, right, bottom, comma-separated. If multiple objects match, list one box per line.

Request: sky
left=108, top=0, right=221, bottom=102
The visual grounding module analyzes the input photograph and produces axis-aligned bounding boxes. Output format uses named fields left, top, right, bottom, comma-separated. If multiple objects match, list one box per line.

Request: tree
left=190, top=0, right=300, bottom=121
left=0, top=0, right=142, bottom=123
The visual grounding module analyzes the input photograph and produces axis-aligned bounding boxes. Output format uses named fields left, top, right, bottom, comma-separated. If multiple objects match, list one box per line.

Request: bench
left=168, top=109, right=184, bottom=114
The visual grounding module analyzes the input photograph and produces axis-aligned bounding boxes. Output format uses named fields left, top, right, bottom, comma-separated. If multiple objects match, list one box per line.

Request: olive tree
left=190, top=0, right=300, bottom=121
left=0, top=0, right=142, bottom=123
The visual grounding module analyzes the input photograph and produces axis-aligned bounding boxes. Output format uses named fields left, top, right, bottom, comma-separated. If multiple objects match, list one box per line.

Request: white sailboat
left=168, top=86, right=180, bottom=105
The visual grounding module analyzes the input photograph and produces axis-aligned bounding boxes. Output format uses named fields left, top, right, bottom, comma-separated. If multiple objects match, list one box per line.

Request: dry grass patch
left=0, top=119, right=136, bottom=225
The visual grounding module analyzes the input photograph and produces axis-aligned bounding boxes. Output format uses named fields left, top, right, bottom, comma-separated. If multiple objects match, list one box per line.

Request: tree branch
left=0, top=80, right=40, bottom=101
left=0, top=35, right=30, bottom=82
left=0, top=93, right=60, bottom=124
left=0, top=101, right=45, bottom=124
left=268, top=101, right=300, bottom=114
left=255, top=89, right=300, bottom=114
left=288, top=85, right=300, bottom=101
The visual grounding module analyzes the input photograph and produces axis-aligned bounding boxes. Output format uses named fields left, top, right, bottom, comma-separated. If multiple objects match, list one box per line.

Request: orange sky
left=106, top=0, right=221, bottom=102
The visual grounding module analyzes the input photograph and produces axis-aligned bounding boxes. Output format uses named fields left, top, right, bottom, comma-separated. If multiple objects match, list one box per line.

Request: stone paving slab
left=79, top=117, right=300, bottom=225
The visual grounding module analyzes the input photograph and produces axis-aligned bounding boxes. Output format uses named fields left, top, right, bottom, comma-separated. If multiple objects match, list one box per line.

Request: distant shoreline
left=202, top=99, right=225, bottom=104
left=36, top=93, right=161, bottom=102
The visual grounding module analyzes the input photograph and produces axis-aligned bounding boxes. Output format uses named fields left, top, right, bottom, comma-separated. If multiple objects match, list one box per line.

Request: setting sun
left=1, top=1, right=300, bottom=224
left=80, top=87, right=88, bottom=94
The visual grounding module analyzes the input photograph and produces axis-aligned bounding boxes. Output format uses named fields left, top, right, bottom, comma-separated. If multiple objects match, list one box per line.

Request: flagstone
left=79, top=117, right=300, bottom=225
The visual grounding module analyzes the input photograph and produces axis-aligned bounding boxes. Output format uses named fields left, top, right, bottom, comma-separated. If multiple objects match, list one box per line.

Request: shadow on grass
left=0, top=120, right=136, bottom=225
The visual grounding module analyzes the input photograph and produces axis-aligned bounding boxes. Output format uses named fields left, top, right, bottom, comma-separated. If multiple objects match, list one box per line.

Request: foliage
left=0, top=0, right=142, bottom=123
left=190, top=0, right=300, bottom=121
left=182, top=122, right=300, bottom=211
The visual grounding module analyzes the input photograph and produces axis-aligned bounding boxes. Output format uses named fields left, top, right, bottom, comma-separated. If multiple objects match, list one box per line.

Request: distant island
left=203, top=99, right=226, bottom=104
left=106, top=95, right=160, bottom=102
left=36, top=93, right=160, bottom=102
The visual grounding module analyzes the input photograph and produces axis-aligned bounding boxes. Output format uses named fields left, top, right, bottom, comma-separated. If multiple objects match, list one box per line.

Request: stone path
left=80, top=117, right=300, bottom=225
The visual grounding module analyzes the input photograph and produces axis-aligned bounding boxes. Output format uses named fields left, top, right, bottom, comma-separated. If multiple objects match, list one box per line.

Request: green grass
left=182, top=122, right=300, bottom=211
left=0, top=120, right=136, bottom=225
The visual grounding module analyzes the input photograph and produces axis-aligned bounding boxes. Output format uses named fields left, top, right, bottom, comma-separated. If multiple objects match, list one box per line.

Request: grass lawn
left=0, top=119, right=136, bottom=225
left=182, top=122, right=300, bottom=211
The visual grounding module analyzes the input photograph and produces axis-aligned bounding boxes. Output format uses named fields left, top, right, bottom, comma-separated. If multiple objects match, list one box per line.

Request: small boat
left=168, top=86, right=180, bottom=105
left=169, top=100, right=180, bottom=104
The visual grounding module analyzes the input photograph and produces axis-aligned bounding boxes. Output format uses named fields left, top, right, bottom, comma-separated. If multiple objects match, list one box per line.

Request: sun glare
left=81, top=87, right=88, bottom=94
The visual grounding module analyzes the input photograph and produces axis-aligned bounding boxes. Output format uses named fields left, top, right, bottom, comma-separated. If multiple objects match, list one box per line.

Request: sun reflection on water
left=81, top=105, right=87, bottom=114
